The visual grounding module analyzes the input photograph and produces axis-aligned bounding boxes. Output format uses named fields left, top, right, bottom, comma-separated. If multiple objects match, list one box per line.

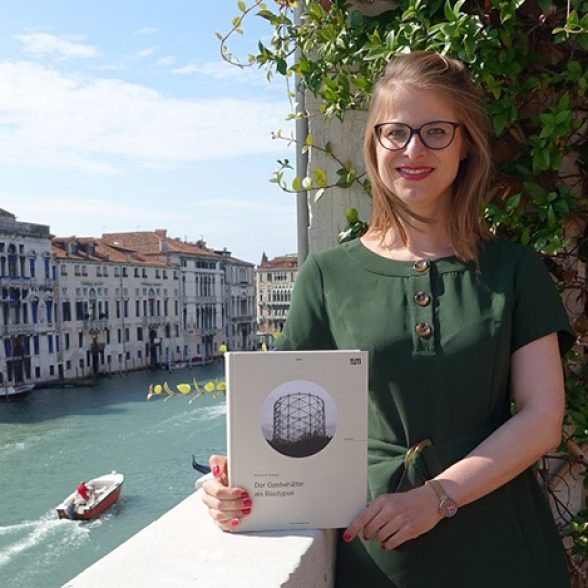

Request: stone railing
left=64, top=486, right=336, bottom=587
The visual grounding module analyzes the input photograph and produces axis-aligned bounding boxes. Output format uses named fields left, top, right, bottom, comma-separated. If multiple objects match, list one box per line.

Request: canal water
left=0, top=363, right=226, bottom=588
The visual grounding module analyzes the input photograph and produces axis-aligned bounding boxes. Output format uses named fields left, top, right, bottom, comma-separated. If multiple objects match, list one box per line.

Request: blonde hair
left=363, top=51, right=492, bottom=261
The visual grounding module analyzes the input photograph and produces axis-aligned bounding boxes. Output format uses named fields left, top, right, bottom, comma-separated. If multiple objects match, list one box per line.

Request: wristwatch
left=426, top=479, right=458, bottom=518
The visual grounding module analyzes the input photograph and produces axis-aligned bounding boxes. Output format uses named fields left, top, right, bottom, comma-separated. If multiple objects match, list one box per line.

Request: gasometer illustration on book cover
left=225, top=350, right=368, bottom=532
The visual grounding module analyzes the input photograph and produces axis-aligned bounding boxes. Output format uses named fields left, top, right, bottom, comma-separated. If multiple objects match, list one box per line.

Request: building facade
left=256, top=253, right=298, bottom=340
left=216, top=248, right=256, bottom=352
left=0, top=209, right=57, bottom=387
left=102, top=231, right=256, bottom=360
left=1, top=210, right=257, bottom=387
left=52, top=237, right=184, bottom=379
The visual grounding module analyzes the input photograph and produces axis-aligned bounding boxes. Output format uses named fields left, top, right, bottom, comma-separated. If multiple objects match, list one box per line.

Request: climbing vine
left=216, top=0, right=588, bottom=581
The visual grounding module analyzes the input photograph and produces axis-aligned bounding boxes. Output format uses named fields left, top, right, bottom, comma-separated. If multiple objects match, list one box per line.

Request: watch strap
left=427, top=479, right=447, bottom=501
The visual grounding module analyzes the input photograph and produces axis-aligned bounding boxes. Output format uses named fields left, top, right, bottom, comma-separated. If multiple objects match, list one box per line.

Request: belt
left=368, top=421, right=505, bottom=495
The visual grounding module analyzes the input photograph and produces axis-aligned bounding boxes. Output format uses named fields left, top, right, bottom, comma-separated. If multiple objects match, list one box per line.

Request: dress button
left=415, top=322, right=433, bottom=339
left=414, top=291, right=431, bottom=307
left=414, top=259, right=430, bottom=272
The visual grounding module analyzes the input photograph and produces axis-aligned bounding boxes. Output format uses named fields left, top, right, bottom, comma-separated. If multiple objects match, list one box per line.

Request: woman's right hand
left=201, top=454, right=252, bottom=531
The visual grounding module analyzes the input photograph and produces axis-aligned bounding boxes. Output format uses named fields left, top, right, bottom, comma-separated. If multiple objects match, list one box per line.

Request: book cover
left=226, top=350, right=368, bottom=532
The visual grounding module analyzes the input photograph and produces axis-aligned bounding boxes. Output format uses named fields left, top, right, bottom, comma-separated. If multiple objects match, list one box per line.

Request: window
left=134, top=268, right=139, bottom=277
left=135, top=300, right=140, bottom=317
left=33, top=336, right=39, bottom=355
left=78, top=332, right=83, bottom=348
left=142, top=268, right=147, bottom=278
left=35, top=367, right=41, bottom=378
left=49, top=365, right=55, bottom=376
left=65, top=333, right=70, bottom=350
left=61, top=265, right=67, bottom=276
left=125, top=327, right=129, bottom=342
left=122, top=267, right=128, bottom=277
left=137, top=327, right=143, bottom=341
left=114, top=267, right=119, bottom=277
left=117, top=329, right=121, bottom=343
left=79, top=359, right=84, bottom=368
left=66, top=360, right=71, bottom=370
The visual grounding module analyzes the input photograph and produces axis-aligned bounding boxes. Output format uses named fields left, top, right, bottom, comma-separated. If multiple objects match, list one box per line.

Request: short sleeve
left=511, top=247, right=576, bottom=355
left=275, top=254, right=336, bottom=351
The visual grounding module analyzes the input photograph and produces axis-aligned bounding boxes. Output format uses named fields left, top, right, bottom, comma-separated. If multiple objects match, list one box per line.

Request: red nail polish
left=343, top=532, right=352, bottom=543
left=212, top=465, right=220, bottom=477
left=242, top=499, right=252, bottom=508
left=242, top=508, right=251, bottom=515
left=240, top=491, right=249, bottom=499
left=231, top=518, right=240, bottom=528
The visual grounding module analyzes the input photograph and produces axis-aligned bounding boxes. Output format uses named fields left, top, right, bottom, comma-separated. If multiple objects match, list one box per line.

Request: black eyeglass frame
left=373, top=121, right=461, bottom=151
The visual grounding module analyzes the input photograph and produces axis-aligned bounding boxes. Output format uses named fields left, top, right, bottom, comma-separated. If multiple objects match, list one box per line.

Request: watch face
left=439, top=496, right=458, bottom=518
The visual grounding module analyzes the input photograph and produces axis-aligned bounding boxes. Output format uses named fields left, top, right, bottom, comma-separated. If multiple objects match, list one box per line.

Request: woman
left=203, top=52, right=575, bottom=587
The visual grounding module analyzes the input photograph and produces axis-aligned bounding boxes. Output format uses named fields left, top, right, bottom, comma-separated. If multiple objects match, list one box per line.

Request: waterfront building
left=256, top=253, right=298, bottom=339
left=102, top=231, right=256, bottom=360
left=215, top=248, right=256, bottom=352
left=52, top=236, right=183, bottom=378
left=0, top=209, right=57, bottom=387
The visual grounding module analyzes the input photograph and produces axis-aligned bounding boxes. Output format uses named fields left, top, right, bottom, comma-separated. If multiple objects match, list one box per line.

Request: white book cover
left=226, top=350, right=368, bottom=532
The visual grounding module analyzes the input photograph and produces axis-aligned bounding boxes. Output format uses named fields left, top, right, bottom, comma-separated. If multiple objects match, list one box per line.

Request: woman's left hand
left=343, top=485, right=443, bottom=550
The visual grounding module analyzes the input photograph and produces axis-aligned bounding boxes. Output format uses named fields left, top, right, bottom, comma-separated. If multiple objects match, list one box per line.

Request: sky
left=0, top=1, right=297, bottom=264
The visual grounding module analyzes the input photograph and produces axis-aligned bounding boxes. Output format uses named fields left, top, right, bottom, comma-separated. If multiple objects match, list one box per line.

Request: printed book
left=225, top=350, right=368, bottom=532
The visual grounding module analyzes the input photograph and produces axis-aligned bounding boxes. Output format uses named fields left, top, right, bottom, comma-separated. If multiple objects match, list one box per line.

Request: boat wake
left=0, top=513, right=89, bottom=569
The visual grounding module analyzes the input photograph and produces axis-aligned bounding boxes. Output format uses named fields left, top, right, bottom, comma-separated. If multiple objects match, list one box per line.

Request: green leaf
left=312, top=167, right=328, bottom=187
left=521, top=227, right=530, bottom=246
left=238, top=0, right=246, bottom=12
left=524, top=182, right=545, bottom=199
left=444, top=0, right=454, bottom=22
left=547, top=205, right=556, bottom=229
left=305, top=133, right=314, bottom=146
left=537, top=0, right=552, bottom=11
left=291, top=176, right=301, bottom=192
left=506, top=193, right=521, bottom=212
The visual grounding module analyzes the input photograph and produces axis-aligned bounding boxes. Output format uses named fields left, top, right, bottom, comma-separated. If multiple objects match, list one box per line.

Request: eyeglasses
left=374, top=121, right=461, bottom=151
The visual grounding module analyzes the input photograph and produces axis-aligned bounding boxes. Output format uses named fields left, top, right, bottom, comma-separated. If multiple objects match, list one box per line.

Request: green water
left=0, top=363, right=226, bottom=588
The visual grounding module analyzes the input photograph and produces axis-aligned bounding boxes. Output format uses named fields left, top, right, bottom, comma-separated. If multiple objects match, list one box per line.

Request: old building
left=0, top=209, right=57, bottom=387
left=102, top=231, right=256, bottom=359
left=215, top=248, right=256, bottom=352
left=52, top=236, right=183, bottom=378
left=256, top=253, right=298, bottom=339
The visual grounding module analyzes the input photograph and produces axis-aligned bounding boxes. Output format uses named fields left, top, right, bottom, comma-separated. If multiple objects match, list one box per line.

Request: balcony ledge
left=64, top=487, right=336, bottom=588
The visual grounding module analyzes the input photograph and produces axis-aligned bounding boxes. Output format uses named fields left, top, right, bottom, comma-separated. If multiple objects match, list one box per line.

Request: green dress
left=275, top=238, right=575, bottom=588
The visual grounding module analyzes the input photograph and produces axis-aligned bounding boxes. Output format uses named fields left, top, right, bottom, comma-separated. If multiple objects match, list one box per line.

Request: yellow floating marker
left=204, top=381, right=215, bottom=393
left=154, top=384, right=163, bottom=394
left=177, top=383, right=192, bottom=395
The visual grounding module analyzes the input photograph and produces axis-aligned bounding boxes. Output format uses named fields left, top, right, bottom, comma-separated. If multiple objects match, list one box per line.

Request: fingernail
left=240, top=491, right=249, bottom=499
left=231, top=518, right=240, bottom=528
left=242, top=499, right=252, bottom=508
left=242, top=507, right=251, bottom=515
left=212, top=465, right=220, bottom=477
left=343, top=532, right=352, bottom=543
